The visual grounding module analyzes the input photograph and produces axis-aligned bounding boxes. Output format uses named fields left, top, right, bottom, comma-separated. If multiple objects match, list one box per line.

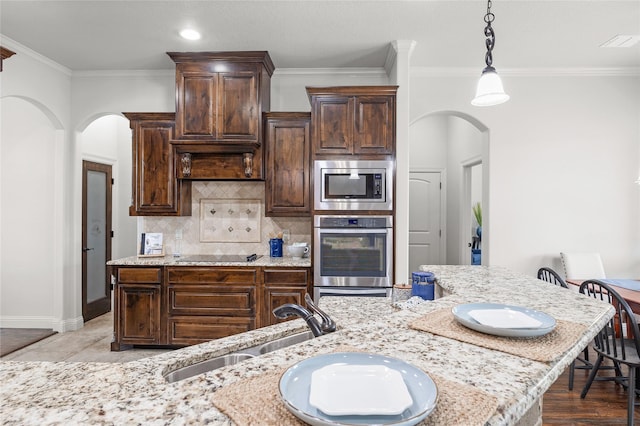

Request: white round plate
left=279, top=352, right=437, bottom=426
left=452, top=303, right=556, bottom=337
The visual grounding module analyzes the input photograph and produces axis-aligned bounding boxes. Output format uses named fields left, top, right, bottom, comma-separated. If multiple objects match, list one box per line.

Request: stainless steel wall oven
left=313, top=215, right=393, bottom=301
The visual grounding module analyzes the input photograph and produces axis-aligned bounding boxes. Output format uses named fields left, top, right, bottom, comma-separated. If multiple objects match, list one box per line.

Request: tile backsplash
left=141, top=181, right=312, bottom=256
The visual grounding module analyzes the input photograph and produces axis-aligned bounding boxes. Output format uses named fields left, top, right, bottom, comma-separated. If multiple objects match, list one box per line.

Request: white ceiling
left=1, top=0, right=639, bottom=72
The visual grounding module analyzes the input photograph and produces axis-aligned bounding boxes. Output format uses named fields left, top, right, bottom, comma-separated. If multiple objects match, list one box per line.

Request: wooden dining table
left=567, top=279, right=640, bottom=314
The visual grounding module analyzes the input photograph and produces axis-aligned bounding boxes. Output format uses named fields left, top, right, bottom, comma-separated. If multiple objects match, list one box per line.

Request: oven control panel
left=315, top=215, right=392, bottom=229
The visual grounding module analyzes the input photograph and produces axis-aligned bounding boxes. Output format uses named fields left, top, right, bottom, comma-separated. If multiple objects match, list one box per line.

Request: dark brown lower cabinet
left=166, top=267, right=257, bottom=345
left=262, top=268, right=310, bottom=326
left=111, top=265, right=310, bottom=350
left=111, top=267, right=162, bottom=351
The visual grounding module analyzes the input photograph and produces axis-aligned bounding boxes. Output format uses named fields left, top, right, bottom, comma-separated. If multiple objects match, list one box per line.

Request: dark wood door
left=219, top=71, right=259, bottom=140
left=264, top=112, right=311, bottom=216
left=312, top=96, right=352, bottom=155
left=82, top=160, right=112, bottom=321
left=353, top=95, right=395, bottom=155
left=124, top=112, right=191, bottom=216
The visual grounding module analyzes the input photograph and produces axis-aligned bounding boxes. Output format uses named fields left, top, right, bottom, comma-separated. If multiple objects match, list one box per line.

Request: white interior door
left=408, top=172, right=442, bottom=281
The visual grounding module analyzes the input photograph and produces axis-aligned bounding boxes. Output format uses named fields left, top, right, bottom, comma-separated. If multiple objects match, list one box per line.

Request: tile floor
left=1, top=312, right=173, bottom=363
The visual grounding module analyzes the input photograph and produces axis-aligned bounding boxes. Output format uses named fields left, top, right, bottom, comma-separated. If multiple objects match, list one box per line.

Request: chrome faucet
left=304, top=293, right=336, bottom=334
left=272, top=294, right=336, bottom=337
left=272, top=304, right=323, bottom=337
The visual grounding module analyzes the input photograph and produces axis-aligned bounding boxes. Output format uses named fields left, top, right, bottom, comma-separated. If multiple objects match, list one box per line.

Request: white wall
left=0, top=38, right=75, bottom=330
left=1, top=98, right=56, bottom=325
left=271, top=69, right=389, bottom=110
left=411, top=71, right=640, bottom=278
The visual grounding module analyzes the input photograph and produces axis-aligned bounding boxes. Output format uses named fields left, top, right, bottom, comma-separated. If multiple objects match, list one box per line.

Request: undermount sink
left=164, top=353, right=255, bottom=383
left=164, top=330, right=315, bottom=383
left=255, top=330, right=314, bottom=355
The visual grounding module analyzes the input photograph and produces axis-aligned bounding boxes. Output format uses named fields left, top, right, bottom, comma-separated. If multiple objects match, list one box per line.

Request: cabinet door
left=312, top=97, right=352, bottom=155
left=262, top=269, right=310, bottom=326
left=125, top=113, right=192, bottom=216
left=353, top=96, right=395, bottom=155
left=117, top=284, right=162, bottom=344
left=264, top=113, right=311, bottom=216
left=175, top=73, right=218, bottom=139
left=218, top=71, right=259, bottom=140
left=112, top=267, right=163, bottom=350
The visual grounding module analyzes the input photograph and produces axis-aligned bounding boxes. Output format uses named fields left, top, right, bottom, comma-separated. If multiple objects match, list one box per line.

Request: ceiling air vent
left=600, top=35, right=640, bottom=48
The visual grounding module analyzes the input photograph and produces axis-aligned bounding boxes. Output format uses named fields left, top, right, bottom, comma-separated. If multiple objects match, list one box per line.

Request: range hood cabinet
left=175, top=146, right=264, bottom=180
left=167, top=51, right=274, bottom=181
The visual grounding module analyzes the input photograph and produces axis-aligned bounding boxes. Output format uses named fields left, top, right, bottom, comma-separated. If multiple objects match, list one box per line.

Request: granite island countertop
left=0, top=266, right=614, bottom=425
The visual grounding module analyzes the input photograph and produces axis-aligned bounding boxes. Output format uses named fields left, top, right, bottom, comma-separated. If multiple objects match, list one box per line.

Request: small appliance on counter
left=411, top=271, right=436, bottom=300
left=287, top=242, right=310, bottom=258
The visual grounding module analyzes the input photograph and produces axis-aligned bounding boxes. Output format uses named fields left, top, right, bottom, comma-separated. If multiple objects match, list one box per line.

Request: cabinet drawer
left=117, top=267, right=162, bottom=283
left=168, top=316, right=255, bottom=345
left=168, top=285, right=255, bottom=316
left=264, top=269, right=309, bottom=287
left=167, top=267, right=258, bottom=284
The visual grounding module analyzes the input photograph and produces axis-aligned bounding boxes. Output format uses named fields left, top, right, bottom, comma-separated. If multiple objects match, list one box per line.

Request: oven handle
left=315, top=228, right=391, bottom=233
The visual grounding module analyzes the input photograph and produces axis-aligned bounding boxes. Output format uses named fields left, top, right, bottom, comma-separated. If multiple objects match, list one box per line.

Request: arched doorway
left=78, top=114, right=136, bottom=321
left=408, top=111, right=489, bottom=279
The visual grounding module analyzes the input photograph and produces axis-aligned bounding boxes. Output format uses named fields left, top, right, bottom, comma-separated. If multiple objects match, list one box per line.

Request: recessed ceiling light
left=180, top=29, right=201, bottom=41
left=600, top=35, right=640, bottom=48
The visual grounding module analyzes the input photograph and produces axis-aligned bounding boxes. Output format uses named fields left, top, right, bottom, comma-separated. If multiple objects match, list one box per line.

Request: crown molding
left=273, top=67, right=389, bottom=77
left=411, top=66, right=640, bottom=77
left=72, top=69, right=175, bottom=78
left=0, top=35, right=72, bottom=76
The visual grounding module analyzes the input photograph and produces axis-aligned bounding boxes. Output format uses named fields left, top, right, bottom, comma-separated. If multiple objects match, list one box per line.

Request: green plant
left=472, top=202, right=482, bottom=227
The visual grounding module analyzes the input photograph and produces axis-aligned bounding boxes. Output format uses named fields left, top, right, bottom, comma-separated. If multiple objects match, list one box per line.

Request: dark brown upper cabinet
left=306, top=86, right=398, bottom=158
left=167, top=52, right=275, bottom=180
left=167, top=52, right=274, bottom=144
left=264, top=112, right=311, bottom=217
left=124, top=113, right=191, bottom=216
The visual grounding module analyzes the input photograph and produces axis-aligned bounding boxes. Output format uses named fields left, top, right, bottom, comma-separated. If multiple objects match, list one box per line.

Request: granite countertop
left=107, top=254, right=312, bottom=268
left=0, top=265, right=614, bottom=425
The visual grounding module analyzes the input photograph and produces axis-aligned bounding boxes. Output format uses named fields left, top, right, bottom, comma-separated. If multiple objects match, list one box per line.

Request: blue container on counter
left=412, top=271, right=435, bottom=300
left=269, top=238, right=283, bottom=257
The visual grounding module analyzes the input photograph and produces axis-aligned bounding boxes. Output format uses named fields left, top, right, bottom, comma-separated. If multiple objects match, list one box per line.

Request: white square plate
left=309, top=364, right=413, bottom=416
left=468, top=308, right=543, bottom=329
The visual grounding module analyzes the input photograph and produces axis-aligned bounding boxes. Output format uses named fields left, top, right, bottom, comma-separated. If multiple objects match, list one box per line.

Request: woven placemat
left=409, top=307, right=587, bottom=362
left=212, top=365, right=498, bottom=426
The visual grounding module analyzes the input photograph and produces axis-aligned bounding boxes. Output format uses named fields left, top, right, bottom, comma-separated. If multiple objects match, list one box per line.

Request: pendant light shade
left=472, top=0, right=509, bottom=107
left=472, top=66, right=510, bottom=106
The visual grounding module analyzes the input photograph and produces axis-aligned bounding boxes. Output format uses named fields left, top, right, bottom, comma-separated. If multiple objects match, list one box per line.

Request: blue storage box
left=411, top=271, right=435, bottom=300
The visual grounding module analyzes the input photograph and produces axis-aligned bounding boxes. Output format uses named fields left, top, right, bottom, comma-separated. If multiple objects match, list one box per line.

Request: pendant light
left=471, top=0, right=510, bottom=107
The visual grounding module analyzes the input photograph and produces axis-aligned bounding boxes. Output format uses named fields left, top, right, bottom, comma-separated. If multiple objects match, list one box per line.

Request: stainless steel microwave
left=314, top=160, right=394, bottom=211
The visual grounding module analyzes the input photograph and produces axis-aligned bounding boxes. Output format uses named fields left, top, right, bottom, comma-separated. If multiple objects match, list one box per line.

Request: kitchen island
left=0, top=265, right=613, bottom=425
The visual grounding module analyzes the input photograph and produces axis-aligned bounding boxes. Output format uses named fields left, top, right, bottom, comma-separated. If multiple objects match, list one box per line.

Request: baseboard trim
left=0, top=315, right=84, bottom=333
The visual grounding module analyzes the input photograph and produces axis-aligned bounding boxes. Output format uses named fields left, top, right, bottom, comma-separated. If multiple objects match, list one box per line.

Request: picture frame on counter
left=138, top=232, right=164, bottom=257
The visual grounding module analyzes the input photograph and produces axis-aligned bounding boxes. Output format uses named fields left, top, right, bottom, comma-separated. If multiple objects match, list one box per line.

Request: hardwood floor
left=3, top=314, right=638, bottom=424
left=542, top=351, right=638, bottom=425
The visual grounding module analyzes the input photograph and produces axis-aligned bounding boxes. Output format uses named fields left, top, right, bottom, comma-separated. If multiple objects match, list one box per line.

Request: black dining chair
left=537, top=267, right=569, bottom=288
left=579, top=279, right=640, bottom=426
left=537, top=267, right=591, bottom=390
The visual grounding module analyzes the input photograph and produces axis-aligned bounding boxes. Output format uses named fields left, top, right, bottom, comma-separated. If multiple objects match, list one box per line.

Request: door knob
left=82, top=247, right=94, bottom=252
